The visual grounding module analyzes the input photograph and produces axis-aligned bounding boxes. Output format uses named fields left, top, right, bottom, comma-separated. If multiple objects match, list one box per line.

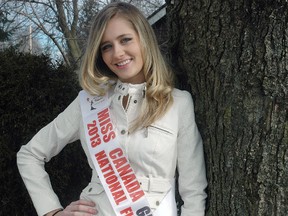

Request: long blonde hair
left=79, top=2, right=174, bottom=131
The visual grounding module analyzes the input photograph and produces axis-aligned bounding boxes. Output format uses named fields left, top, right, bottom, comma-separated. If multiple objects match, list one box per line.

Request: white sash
left=79, top=90, right=177, bottom=216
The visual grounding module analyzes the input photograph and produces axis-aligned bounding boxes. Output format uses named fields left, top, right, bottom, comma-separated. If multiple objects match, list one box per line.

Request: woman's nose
left=113, top=44, right=125, bottom=58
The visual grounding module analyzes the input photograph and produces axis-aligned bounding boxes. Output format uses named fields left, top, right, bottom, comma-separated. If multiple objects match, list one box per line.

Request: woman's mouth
left=116, top=59, right=131, bottom=67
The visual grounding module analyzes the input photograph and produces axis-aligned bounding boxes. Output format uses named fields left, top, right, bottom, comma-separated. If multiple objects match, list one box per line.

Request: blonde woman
left=17, top=2, right=207, bottom=216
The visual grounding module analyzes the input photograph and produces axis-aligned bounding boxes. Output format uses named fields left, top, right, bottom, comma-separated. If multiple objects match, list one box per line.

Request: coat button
left=88, top=188, right=92, bottom=192
left=121, top=129, right=126, bottom=135
left=134, top=100, right=137, bottom=103
left=156, top=201, right=160, bottom=206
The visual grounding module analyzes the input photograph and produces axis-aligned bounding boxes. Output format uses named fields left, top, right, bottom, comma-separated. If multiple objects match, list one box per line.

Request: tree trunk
left=56, top=0, right=81, bottom=66
left=167, top=0, right=288, bottom=215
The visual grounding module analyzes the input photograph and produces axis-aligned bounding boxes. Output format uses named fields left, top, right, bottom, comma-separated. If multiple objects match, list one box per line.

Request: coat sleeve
left=17, top=96, right=81, bottom=216
left=177, top=91, right=207, bottom=216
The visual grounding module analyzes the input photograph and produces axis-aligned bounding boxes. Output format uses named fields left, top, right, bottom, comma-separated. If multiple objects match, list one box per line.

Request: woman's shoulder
left=172, top=88, right=193, bottom=103
left=57, top=93, right=81, bottom=121
left=171, top=88, right=196, bottom=114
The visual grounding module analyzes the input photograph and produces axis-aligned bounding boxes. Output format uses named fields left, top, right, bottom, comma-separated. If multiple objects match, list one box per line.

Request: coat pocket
left=145, top=124, right=177, bottom=160
left=80, top=182, right=105, bottom=201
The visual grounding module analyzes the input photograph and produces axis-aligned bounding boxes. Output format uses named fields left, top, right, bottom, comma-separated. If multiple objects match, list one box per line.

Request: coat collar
left=114, top=79, right=146, bottom=97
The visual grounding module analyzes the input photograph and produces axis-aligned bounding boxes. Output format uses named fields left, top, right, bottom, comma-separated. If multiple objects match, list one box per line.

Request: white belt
left=138, top=176, right=177, bottom=216
left=137, top=177, right=172, bottom=193
left=92, top=172, right=173, bottom=193
left=91, top=172, right=177, bottom=215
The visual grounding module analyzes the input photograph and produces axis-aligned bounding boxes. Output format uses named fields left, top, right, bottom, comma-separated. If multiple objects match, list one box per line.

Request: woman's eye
left=121, top=37, right=132, bottom=44
left=101, top=44, right=112, bottom=52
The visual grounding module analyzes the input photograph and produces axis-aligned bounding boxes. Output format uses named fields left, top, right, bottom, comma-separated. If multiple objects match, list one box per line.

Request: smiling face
left=100, top=15, right=145, bottom=84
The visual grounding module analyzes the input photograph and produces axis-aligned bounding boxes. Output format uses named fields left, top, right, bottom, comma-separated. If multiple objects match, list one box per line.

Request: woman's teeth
left=117, top=59, right=131, bottom=66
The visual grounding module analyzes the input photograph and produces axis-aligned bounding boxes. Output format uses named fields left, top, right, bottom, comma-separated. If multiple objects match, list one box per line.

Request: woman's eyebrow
left=101, top=34, right=133, bottom=45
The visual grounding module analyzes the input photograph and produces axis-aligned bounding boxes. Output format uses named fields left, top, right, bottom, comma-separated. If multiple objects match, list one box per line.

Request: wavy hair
left=79, top=2, right=174, bottom=131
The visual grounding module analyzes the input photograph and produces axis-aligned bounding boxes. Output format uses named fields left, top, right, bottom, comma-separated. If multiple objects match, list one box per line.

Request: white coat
left=17, top=80, right=207, bottom=216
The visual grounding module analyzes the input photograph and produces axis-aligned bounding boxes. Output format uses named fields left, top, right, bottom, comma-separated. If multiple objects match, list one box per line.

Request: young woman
left=17, top=2, right=207, bottom=216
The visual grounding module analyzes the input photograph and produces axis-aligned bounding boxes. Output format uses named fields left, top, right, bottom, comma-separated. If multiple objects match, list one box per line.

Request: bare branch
left=71, top=0, right=78, bottom=36
left=17, top=8, right=70, bottom=65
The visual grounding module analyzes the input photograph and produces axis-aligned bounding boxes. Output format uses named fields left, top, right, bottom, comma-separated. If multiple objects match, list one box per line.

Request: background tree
left=167, top=0, right=288, bottom=215
left=0, top=0, right=164, bottom=66
left=1, top=0, right=86, bottom=65
left=0, top=9, right=12, bottom=41
left=0, top=49, right=90, bottom=215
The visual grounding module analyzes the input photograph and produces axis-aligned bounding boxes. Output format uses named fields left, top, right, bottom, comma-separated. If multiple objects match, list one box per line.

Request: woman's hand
left=47, top=200, right=98, bottom=216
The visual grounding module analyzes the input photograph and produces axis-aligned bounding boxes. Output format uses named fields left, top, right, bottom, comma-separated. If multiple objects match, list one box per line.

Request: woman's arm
left=177, top=91, right=207, bottom=216
left=17, top=96, right=81, bottom=216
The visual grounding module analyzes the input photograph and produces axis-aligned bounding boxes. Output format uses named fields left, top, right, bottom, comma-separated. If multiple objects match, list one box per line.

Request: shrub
left=0, top=49, right=90, bottom=215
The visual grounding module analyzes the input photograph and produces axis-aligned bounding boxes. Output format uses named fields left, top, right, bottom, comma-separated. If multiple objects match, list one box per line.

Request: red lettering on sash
left=95, top=150, right=106, bottom=161
left=131, top=190, right=145, bottom=202
left=103, top=131, right=116, bottom=143
left=114, top=157, right=128, bottom=169
left=101, top=122, right=113, bottom=134
left=90, top=136, right=101, bottom=147
left=99, top=117, right=110, bottom=128
left=113, top=190, right=127, bottom=205
left=87, top=120, right=97, bottom=129
left=97, top=108, right=115, bottom=143
left=87, top=120, right=101, bottom=147
left=109, top=181, right=122, bottom=192
left=126, top=181, right=141, bottom=193
left=109, top=148, right=145, bottom=203
left=88, top=125, right=98, bottom=136
left=98, top=158, right=109, bottom=169
left=118, top=164, right=133, bottom=176
left=98, top=108, right=110, bottom=124
left=110, top=148, right=123, bottom=159
left=106, top=175, right=118, bottom=184
left=103, top=164, right=114, bottom=175
left=95, top=150, right=128, bottom=205
left=120, top=207, right=134, bottom=216
left=122, top=173, right=135, bottom=184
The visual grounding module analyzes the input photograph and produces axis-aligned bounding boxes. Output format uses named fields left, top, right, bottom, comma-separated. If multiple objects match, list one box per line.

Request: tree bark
left=167, top=0, right=288, bottom=215
left=55, top=0, right=81, bottom=65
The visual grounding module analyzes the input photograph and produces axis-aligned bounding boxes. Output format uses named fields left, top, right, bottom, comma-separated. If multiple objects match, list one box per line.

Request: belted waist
left=137, top=176, right=173, bottom=193
left=92, top=170, right=174, bottom=193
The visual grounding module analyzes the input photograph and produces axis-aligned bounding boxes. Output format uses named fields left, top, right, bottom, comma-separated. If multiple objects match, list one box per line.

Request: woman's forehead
left=101, top=16, right=137, bottom=41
